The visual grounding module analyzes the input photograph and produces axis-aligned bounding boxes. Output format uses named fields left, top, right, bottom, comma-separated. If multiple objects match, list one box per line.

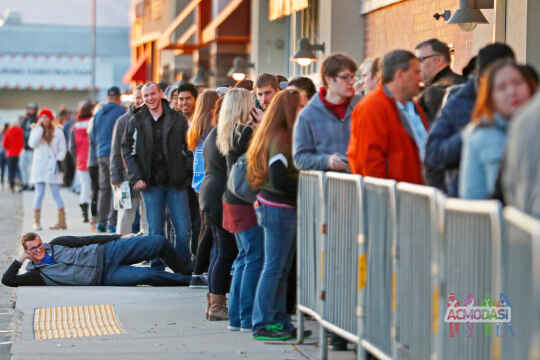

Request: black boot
left=80, top=203, right=89, bottom=223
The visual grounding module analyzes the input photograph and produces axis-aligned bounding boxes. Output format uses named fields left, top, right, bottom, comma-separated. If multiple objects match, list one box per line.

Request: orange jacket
left=347, top=84, right=428, bottom=184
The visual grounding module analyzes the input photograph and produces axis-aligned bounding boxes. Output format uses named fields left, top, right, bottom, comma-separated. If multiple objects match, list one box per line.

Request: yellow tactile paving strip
left=33, top=304, right=125, bottom=340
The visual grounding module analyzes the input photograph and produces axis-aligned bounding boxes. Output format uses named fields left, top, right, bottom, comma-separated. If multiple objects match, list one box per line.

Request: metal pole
left=90, top=0, right=96, bottom=102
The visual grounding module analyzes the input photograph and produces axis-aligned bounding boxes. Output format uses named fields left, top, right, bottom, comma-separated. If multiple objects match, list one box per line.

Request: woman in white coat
left=29, top=108, right=67, bottom=230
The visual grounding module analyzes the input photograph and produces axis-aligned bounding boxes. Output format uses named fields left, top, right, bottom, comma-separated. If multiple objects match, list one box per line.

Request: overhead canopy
left=157, top=0, right=202, bottom=50
left=269, top=0, right=308, bottom=21
left=201, top=0, right=249, bottom=45
left=122, top=55, right=148, bottom=84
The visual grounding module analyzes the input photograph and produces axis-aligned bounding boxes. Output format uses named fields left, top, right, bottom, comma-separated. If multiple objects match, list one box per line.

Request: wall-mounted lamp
left=447, top=0, right=488, bottom=32
left=291, top=38, right=326, bottom=67
left=192, top=67, right=212, bottom=86
left=227, top=57, right=255, bottom=82
left=433, top=10, right=451, bottom=21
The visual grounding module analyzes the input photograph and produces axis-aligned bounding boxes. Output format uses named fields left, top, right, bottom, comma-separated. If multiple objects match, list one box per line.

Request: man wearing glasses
left=415, top=38, right=464, bottom=125
left=1, top=232, right=192, bottom=287
left=293, top=53, right=361, bottom=174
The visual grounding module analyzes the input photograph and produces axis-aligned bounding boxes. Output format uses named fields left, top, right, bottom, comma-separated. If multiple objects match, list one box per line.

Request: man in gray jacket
left=110, top=85, right=147, bottom=235
left=293, top=53, right=362, bottom=172
left=2, top=232, right=191, bottom=287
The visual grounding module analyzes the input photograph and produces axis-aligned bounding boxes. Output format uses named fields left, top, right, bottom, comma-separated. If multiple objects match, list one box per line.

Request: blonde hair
left=216, top=88, right=253, bottom=156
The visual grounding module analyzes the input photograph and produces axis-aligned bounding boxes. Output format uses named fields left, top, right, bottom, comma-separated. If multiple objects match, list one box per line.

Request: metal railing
left=394, top=183, right=441, bottom=360
left=296, top=171, right=540, bottom=360
left=502, top=207, right=540, bottom=360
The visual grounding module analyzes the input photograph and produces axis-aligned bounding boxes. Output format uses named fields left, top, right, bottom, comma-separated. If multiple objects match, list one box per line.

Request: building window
left=135, top=0, right=145, bottom=18
left=361, top=0, right=404, bottom=15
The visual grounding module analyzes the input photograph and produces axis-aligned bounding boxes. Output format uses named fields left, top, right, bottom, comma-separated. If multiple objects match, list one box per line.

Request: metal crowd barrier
left=439, top=199, right=503, bottom=360
left=356, top=177, right=397, bottom=360
left=296, top=172, right=539, bottom=360
left=321, top=173, right=363, bottom=355
left=296, top=171, right=326, bottom=349
left=394, top=183, right=442, bottom=360
left=502, top=207, right=540, bottom=360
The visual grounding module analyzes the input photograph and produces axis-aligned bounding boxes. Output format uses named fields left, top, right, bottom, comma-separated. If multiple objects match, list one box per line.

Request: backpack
left=227, top=153, right=257, bottom=203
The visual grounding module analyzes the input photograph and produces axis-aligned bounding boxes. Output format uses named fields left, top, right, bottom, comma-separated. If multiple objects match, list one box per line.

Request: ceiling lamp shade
left=448, top=0, right=488, bottom=32
left=227, top=57, right=254, bottom=81
left=291, top=38, right=325, bottom=67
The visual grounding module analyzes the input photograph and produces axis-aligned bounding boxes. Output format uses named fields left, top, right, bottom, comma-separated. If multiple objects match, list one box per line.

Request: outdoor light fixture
left=433, top=10, right=451, bottom=21
left=291, top=38, right=326, bottom=67
left=448, top=0, right=488, bottom=32
left=227, top=57, right=254, bottom=82
left=192, top=67, right=212, bottom=86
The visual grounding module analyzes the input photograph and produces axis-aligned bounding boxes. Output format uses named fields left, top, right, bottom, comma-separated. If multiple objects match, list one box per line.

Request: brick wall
left=364, top=0, right=474, bottom=74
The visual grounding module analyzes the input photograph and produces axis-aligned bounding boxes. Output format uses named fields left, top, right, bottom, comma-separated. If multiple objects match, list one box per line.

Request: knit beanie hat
left=37, top=108, right=54, bottom=122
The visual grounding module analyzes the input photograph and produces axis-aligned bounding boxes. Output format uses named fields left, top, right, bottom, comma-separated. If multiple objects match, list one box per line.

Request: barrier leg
left=320, top=326, right=328, bottom=360
left=296, top=309, right=304, bottom=344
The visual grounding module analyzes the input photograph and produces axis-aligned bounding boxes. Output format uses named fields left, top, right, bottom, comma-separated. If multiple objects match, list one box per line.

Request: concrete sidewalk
left=10, top=188, right=355, bottom=359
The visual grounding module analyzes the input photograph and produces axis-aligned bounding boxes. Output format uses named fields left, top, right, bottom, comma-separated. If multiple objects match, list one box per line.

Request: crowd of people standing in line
left=2, top=36, right=540, bottom=350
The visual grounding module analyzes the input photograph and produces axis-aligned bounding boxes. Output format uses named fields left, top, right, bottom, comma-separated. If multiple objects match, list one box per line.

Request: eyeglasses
left=26, top=243, right=43, bottom=252
left=418, top=54, right=442, bottom=63
left=335, top=74, right=355, bottom=82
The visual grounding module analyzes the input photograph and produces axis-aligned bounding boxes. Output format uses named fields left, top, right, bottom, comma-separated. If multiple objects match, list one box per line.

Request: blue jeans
left=142, top=186, right=192, bottom=270
left=252, top=204, right=297, bottom=332
left=228, top=225, right=264, bottom=329
left=102, top=235, right=191, bottom=286
left=34, top=183, right=64, bottom=210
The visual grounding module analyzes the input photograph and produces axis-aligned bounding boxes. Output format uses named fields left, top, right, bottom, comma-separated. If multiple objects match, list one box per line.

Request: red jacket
left=347, top=84, right=428, bottom=184
left=2, top=126, right=24, bottom=157
left=72, top=118, right=90, bottom=171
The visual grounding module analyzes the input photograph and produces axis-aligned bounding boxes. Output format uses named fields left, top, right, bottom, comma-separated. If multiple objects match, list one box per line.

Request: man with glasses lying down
left=2, top=232, right=192, bottom=287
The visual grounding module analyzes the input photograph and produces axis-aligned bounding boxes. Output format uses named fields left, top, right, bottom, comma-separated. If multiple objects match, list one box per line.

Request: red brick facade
left=364, top=0, right=474, bottom=74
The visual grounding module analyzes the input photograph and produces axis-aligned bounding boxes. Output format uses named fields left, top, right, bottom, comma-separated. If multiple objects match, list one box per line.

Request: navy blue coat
left=91, top=102, right=126, bottom=158
left=424, top=78, right=477, bottom=196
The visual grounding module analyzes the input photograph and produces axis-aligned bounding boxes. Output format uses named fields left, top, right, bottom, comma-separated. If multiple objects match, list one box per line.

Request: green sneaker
left=253, top=324, right=292, bottom=341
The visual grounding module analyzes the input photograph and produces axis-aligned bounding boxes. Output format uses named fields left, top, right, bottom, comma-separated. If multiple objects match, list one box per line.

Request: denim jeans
left=18, top=149, right=32, bottom=186
left=252, top=204, right=297, bottom=332
left=142, top=186, right=191, bottom=270
left=102, top=235, right=191, bottom=286
left=34, top=183, right=64, bottom=210
left=228, top=225, right=264, bottom=329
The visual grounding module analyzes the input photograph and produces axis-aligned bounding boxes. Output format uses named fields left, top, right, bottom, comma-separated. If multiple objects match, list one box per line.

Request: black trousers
left=193, top=211, right=214, bottom=275
left=208, top=221, right=237, bottom=295
left=62, top=152, right=76, bottom=187
left=88, top=165, right=99, bottom=218
left=188, top=188, right=201, bottom=255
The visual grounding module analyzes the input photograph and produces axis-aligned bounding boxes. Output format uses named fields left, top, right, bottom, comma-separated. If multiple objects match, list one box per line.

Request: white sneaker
left=228, top=325, right=240, bottom=332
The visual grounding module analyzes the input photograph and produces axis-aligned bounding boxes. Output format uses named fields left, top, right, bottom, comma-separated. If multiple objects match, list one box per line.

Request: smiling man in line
left=2, top=232, right=192, bottom=287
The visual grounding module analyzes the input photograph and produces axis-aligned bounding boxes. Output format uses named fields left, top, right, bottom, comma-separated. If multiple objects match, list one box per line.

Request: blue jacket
left=192, top=132, right=208, bottom=193
left=424, top=78, right=477, bottom=196
left=91, top=102, right=125, bottom=158
left=293, top=93, right=361, bottom=170
left=459, top=114, right=508, bottom=199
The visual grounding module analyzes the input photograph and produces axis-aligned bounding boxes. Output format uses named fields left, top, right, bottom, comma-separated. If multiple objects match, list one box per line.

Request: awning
left=201, top=0, right=249, bottom=45
left=122, top=55, right=148, bottom=84
left=157, top=0, right=202, bottom=50
left=269, top=0, right=308, bottom=21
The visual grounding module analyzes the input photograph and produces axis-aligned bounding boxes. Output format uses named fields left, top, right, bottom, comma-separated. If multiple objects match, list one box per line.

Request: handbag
left=227, top=154, right=257, bottom=203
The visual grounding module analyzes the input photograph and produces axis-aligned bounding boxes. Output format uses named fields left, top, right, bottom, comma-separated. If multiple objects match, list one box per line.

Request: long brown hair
left=471, top=59, right=537, bottom=125
left=187, top=90, right=219, bottom=150
left=247, top=89, right=300, bottom=190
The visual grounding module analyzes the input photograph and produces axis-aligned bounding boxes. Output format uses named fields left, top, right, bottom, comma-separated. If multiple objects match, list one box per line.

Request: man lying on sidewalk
left=2, top=233, right=192, bottom=287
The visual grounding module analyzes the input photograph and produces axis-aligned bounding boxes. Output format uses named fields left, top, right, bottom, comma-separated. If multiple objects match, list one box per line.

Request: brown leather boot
left=208, top=294, right=228, bottom=321
left=205, top=293, right=211, bottom=320
left=33, top=210, right=42, bottom=230
left=50, top=208, right=67, bottom=230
